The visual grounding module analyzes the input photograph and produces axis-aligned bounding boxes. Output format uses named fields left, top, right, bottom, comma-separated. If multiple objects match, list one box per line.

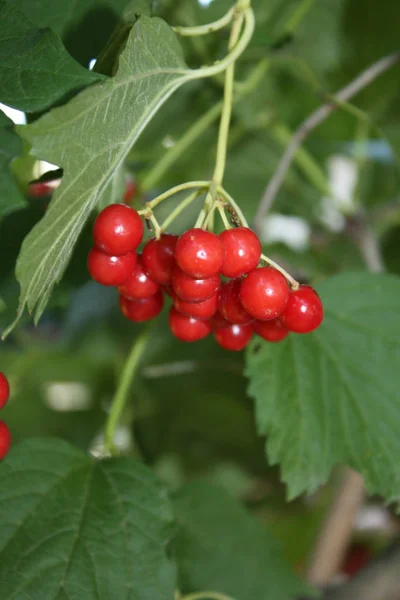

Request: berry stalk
left=104, top=324, right=152, bottom=456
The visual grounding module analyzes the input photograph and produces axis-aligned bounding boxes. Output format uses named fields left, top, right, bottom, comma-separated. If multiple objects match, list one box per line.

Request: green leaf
left=246, top=272, right=400, bottom=502
left=0, top=1, right=103, bottom=112
left=0, top=438, right=176, bottom=599
left=0, top=111, right=25, bottom=217
left=173, top=482, right=310, bottom=599
left=6, top=0, right=136, bottom=68
left=10, top=15, right=192, bottom=333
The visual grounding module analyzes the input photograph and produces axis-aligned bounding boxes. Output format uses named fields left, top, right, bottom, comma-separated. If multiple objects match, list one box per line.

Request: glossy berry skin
left=0, top=373, right=9, bottom=410
left=240, top=267, right=289, bottom=321
left=253, top=319, right=289, bottom=342
left=169, top=307, right=211, bottom=342
left=219, top=280, right=253, bottom=325
left=0, top=421, right=11, bottom=460
left=173, top=293, right=218, bottom=320
left=88, top=247, right=136, bottom=286
left=93, top=203, right=143, bottom=256
left=219, top=227, right=261, bottom=278
left=172, top=266, right=220, bottom=302
left=142, top=234, right=178, bottom=285
left=119, top=290, right=164, bottom=322
left=118, top=255, right=159, bottom=299
left=280, top=285, right=323, bottom=333
left=214, top=323, right=253, bottom=351
left=175, top=228, right=224, bottom=279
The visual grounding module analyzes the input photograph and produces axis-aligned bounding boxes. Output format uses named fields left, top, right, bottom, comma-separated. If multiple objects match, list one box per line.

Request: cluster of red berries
left=0, top=372, right=11, bottom=460
left=87, top=203, right=324, bottom=351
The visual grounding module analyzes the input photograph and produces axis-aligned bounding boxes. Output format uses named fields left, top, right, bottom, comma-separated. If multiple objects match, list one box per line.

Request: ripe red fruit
left=173, top=293, right=218, bottom=320
left=119, top=290, right=164, bottom=322
left=219, top=227, right=261, bottom=278
left=118, top=255, right=159, bottom=299
left=175, top=228, right=224, bottom=279
left=142, top=234, right=178, bottom=285
left=28, top=181, right=53, bottom=198
left=214, top=323, right=253, bottom=351
left=169, top=307, right=211, bottom=342
left=253, top=319, right=289, bottom=342
left=239, top=267, right=289, bottom=321
left=93, top=203, right=143, bottom=256
left=280, top=285, right=323, bottom=333
left=172, top=266, right=220, bottom=302
left=0, top=421, right=11, bottom=460
left=219, top=280, right=253, bottom=325
left=88, top=247, right=136, bottom=286
left=0, top=373, right=10, bottom=410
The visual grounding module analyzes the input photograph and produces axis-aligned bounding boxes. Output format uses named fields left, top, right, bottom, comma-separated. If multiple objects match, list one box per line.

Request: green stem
left=284, top=0, right=317, bottom=34
left=217, top=204, right=232, bottom=229
left=173, top=6, right=234, bottom=36
left=260, top=253, right=299, bottom=289
left=138, top=181, right=210, bottom=212
left=141, top=108, right=222, bottom=192
left=104, top=325, right=152, bottom=456
left=160, top=190, right=203, bottom=231
left=188, top=7, right=255, bottom=82
left=217, top=186, right=249, bottom=227
left=141, top=59, right=268, bottom=192
left=212, top=12, right=244, bottom=185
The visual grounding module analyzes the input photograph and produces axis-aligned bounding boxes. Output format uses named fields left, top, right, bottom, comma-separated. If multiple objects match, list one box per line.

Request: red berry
left=280, top=285, right=323, bottom=333
left=93, top=203, right=143, bottom=256
left=209, top=311, right=231, bottom=329
left=119, top=290, right=164, bottom=322
left=169, top=307, right=211, bottom=342
left=123, top=179, right=137, bottom=204
left=219, top=280, right=253, bottom=325
left=88, top=247, right=136, bottom=286
left=253, top=319, right=289, bottom=342
left=219, top=227, right=261, bottom=278
left=239, top=267, right=289, bottom=321
left=118, top=254, right=159, bottom=299
left=28, top=181, right=53, bottom=198
left=0, top=373, right=9, bottom=410
left=175, top=228, right=224, bottom=279
left=173, top=293, right=218, bottom=320
left=142, top=234, right=178, bottom=285
left=0, top=421, right=11, bottom=460
left=172, top=266, right=220, bottom=302
left=214, top=323, right=253, bottom=351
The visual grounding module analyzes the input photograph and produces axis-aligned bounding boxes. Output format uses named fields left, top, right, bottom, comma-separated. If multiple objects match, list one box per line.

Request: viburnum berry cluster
left=0, top=372, right=11, bottom=460
left=87, top=203, right=324, bottom=351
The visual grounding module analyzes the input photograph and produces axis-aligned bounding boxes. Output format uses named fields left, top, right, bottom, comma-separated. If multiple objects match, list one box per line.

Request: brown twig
left=254, top=52, right=400, bottom=234
left=307, top=469, right=365, bottom=586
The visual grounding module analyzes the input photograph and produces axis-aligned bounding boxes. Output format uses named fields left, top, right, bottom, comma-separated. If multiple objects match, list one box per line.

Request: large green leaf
left=0, top=1, right=103, bottom=112
left=5, top=0, right=132, bottom=67
left=173, top=482, right=310, bottom=599
left=0, top=111, right=25, bottom=217
left=0, top=438, right=176, bottom=599
left=10, top=15, right=194, bottom=333
left=246, top=272, right=400, bottom=502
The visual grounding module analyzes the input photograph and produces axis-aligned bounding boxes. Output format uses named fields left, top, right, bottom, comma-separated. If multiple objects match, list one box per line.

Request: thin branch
left=254, top=52, right=400, bottom=233
left=307, top=469, right=365, bottom=586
